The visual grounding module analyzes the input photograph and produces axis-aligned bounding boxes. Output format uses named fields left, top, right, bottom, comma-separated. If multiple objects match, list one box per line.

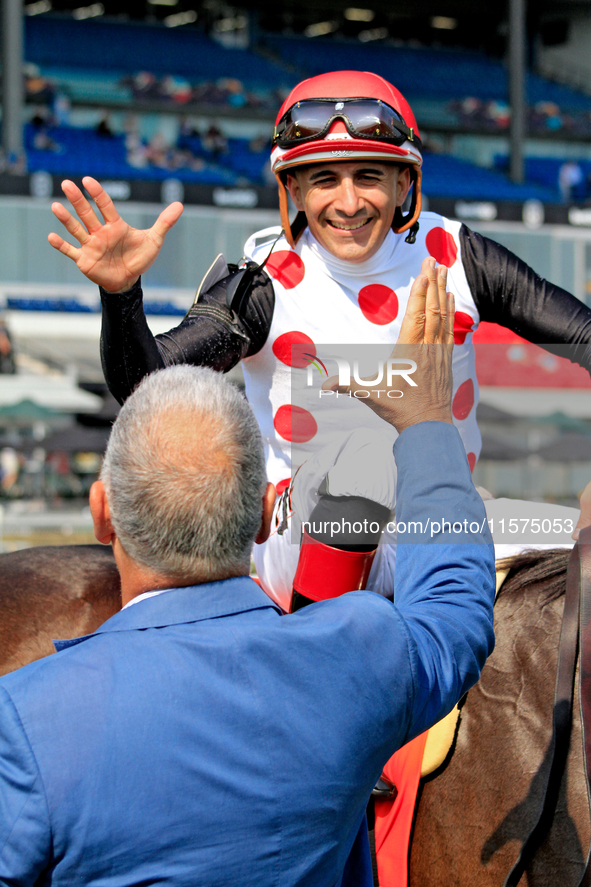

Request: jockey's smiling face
left=285, top=161, right=411, bottom=264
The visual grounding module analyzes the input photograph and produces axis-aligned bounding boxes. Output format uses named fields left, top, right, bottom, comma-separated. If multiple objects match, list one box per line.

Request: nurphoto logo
left=303, top=355, right=418, bottom=390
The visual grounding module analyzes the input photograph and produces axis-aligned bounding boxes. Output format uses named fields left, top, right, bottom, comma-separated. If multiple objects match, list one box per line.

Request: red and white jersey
left=242, top=211, right=481, bottom=499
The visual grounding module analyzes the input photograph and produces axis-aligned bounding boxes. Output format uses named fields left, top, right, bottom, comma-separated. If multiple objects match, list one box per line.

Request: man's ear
left=285, top=172, right=305, bottom=212
left=89, top=480, right=116, bottom=545
left=255, top=482, right=277, bottom=545
left=396, top=166, right=412, bottom=207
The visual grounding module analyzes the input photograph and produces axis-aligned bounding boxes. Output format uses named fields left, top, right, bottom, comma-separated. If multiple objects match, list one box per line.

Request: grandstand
left=0, top=7, right=588, bottom=311
left=22, top=120, right=559, bottom=200
left=2, top=1, right=591, bottom=522
left=261, top=33, right=591, bottom=111
left=5, top=11, right=591, bottom=322
left=14, top=14, right=591, bottom=204
left=25, top=16, right=291, bottom=85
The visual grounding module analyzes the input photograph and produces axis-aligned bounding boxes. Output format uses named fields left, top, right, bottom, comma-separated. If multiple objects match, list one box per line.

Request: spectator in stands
left=536, top=101, right=563, bottom=132
left=160, top=75, right=193, bottom=105
left=191, top=81, right=224, bottom=105
left=219, top=77, right=247, bottom=108
left=559, top=160, right=584, bottom=203
left=484, top=100, right=510, bottom=130
left=97, top=114, right=114, bottom=138
left=52, top=93, right=71, bottom=127
left=179, top=116, right=201, bottom=139
left=454, top=96, right=485, bottom=127
left=203, top=123, right=227, bottom=157
left=0, top=318, right=15, bottom=375
left=30, top=113, right=62, bottom=154
left=168, top=145, right=206, bottom=174
left=126, top=71, right=160, bottom=101
left=24, top=64, right=55, bottom=106
left=0, top=447, right=20, bottom=494
left=125, top=131, right=148, bottom=169
left=146, top=132, right=170, bottom=170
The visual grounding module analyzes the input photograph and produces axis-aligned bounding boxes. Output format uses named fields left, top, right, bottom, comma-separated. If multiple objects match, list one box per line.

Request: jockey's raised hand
left=47, top=177, right=183, bottom=293
left=322, top=255, right=455, bottom=432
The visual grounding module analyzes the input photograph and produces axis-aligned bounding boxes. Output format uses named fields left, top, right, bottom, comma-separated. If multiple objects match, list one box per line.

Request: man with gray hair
left=0, top=272, right=494, bottom=887
left=99, top=364, right=269, bottom=583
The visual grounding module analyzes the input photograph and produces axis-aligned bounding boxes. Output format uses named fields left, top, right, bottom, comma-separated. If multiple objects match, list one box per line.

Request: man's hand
left=47, top=177, right=183, bottom=293
left=322, top=256, right=454, bottom=433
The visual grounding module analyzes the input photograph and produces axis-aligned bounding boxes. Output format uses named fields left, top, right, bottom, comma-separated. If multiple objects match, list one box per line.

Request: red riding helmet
left=271, top=70, right=423, bottom=247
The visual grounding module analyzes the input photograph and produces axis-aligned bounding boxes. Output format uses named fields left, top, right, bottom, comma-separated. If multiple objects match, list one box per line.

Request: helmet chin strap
left=392, top=167, right=422, bottom=244
left=277, top=174, right=303, bottom=249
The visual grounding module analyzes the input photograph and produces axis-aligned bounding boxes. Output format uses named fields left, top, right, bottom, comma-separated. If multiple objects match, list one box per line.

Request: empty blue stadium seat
left=25, top=16, right=293, bottom=89
left=422, top=153, right=557, bottom=202
left=263, top=34, right=591, bottom=111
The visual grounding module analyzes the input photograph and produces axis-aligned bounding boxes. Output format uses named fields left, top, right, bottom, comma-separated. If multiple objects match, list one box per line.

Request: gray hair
left=101, top=365, right=267, bottom=582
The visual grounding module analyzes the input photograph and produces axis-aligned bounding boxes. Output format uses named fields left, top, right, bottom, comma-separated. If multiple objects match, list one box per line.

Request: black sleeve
left=460, top=225, right=591, bottom=373
left=100, top=265, right=275, bottom=405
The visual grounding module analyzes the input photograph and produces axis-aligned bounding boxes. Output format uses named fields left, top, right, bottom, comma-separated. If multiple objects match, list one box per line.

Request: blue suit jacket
left=0, top=423, right=495, bottom=887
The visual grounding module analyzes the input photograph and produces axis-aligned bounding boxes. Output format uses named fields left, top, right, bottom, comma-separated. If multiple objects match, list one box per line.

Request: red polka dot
left=274, top=405, right=318, bottom=443
left=272, top=331, right=316, bottom=369
left=265, top=251, right=305, bottom=289
left=275, top=478, right=291, bottom=495
left=467, top=452, right=477, bottom=472
left=454, top=311, right=476, bottom=345
left=358, top=284, right=399, bottom=325
left=452, top=379, right=475, bottom=421
left=426, top=227, right=458, bottom=267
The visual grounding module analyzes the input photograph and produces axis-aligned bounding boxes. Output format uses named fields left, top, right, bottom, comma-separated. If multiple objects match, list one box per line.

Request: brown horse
left=0, top=545, right=121, bottom=676
left=409, top=548, right=591, bottom=887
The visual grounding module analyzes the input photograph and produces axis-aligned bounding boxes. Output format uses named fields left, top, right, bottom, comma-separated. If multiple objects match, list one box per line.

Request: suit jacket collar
left=54, top=576, right=280, bottom=652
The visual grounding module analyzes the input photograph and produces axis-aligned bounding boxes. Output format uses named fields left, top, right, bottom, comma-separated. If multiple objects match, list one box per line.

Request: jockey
left=49, top=69, right=591, bottom=612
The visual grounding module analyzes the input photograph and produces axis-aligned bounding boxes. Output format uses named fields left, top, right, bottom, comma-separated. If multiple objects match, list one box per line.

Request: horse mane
left=497, top=548, right=572, bottom=604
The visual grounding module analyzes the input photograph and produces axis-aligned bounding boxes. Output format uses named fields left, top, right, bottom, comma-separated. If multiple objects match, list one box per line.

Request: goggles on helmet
left=273, top=97, right=421, bottom=151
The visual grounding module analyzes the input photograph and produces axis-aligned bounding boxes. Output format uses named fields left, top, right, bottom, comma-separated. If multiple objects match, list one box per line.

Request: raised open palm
left=48, top=176, right=184, bottom=293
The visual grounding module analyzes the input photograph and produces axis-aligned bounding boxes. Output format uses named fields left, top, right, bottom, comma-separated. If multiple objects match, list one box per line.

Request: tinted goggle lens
left=279, top=103, right=330, bottom=141
left=274, top=100, right=413, bottom=147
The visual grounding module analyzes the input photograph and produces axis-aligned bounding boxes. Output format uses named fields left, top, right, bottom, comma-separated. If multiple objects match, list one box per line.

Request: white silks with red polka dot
left=241, top=212, right=481, bottom=609
left=243, top=211, right=480, bottom=484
